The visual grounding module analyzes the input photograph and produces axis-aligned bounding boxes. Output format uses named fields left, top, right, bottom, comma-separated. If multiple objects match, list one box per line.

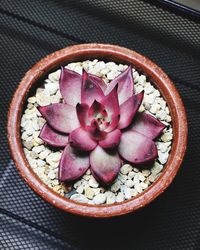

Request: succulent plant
left=38, top=66, right=165, bottom=185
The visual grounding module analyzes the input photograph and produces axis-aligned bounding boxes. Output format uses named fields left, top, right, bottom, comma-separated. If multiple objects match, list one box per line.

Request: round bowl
left=7, top=44, right=187, bottom=217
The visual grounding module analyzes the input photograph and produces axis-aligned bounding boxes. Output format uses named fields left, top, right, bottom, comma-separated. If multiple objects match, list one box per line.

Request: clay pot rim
left=7, top=43, right=187, bottom=218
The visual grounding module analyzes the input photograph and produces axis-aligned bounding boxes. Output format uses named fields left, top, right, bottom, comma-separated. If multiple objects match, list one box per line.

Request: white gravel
left=21, top=60, right=173, bottom=204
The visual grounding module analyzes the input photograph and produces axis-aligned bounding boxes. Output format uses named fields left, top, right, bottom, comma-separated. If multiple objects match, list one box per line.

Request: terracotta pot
left=7, top=44, right=187, bottom=217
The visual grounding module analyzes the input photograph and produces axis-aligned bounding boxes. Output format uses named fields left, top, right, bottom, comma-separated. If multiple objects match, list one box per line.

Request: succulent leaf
left=130, top=112, right=166, bottom=139
left=90, top=146, right=121, bottom=185
left=38, top=103, right=80, bottom=134
left=59, top=143, right=90, bottom=182
left=105, top=66, right=134, bottom=105
left=39, top=123, right=68, bottom=147
left=60, top=67, right=82, bottom=106
left=69, top=127, right=97, bottom=151
left=118, top=91, right=144, bottom=129
left=118, top=130, right=158, bottom=164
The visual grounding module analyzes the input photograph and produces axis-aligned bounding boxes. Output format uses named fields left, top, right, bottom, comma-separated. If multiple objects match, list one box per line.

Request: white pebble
left=70, top=194, right=88, bottom=203
left=93, top=194, right=106, bottom=205
left=111, top=181, right=121, bottom=192
left=116, top=192, right=125, bottom=202
left=88, top=176, right=99, bottom=188
left=125, top=179, right=134, bottom=188
left=120, top=164, right=132, bottom=175
left=106, top=191, right=116, bottom=204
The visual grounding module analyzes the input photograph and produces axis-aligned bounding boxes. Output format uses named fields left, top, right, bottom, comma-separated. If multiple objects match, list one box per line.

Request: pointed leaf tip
left=60, top=67, right=82, bottom=106
left=130, top=112, right=166, bottom=139
left=118, top=91, right=144, bottom=129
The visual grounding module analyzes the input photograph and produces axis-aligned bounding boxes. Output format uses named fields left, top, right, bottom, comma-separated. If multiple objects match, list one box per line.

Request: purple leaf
left=130, top=112, right=166, bottom=139
left=99, top=129, right=121, bottom=149
left=39, top=123, right=68, bottom=147
left=81, top=70, right=104, bottom=106
left=105, top=66, right=134, bottom=105
left=86, top=120, right=107, bottom=140
left=88, top=72, right=107, bottom=93
left=90, top=146, right=121, bottom=185
left=60, top=67, right=82, bottom=106
left=118, top=91, right=144, bottom=129
left=38, top=103, right=80, bottom=134
left=118, top=130, right=158, bottom=164
left=101, top=84, right=119, bottom=117
left=76, top=103, right=89, bottom=128
left=69, top=127, right=97, bottom=151
left=59, top=143, right=90, bottom=182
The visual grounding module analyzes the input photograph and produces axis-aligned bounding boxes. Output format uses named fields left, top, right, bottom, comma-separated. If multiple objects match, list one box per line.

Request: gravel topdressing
left=21, top=60, right=173, bottom=205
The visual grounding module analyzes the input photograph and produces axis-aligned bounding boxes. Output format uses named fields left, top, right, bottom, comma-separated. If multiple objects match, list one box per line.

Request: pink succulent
left=38, top=66, right=165, bottom=185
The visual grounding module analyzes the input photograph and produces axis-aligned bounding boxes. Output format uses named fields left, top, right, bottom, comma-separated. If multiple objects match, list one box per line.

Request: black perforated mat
left=0, top=1, right=200, bottom=249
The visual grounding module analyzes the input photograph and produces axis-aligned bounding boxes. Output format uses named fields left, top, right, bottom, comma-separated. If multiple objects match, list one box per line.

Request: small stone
left=148, top=174, right=157, bottom=183
left=107, top=71, right=116, bottom=80
left=156, top=110, right=167, bottom=120
left=143, top=101, right=151, bottom=110
left=28, top=96, right=36, bottom=104
left=138, top=75, right=146, bottom=85
left=135, top=183, right=143, bottom=193
left=70, top=194, right=88, bottom=203
left=116, top=192, right=125, bottom=202
left=161, top=133, right=173, bottom=142
left=39, top=149, right=50, bottom=160
left=120, top=164, right=132, bottom=175
left=76, top=186, right=84, bottom=194
left=142, top=170, right=151, bottom=177
left=48, top=70, right=60, bottom=82
left=21, top=132, right=28, bottom=141
left=86, top=169, right=91, bottom=175
left=138, top=172, right=145, bottom=182
left=150, top=103, right=160, bottom=114
left=140, top=182, right=148, bottom=189
left=38, top=117, right=46, bottom=129
left=93, top=188, right=101, bottom=196
left=24, top=140, right=33, bottom=150
left=45, top=82, right=58, bottom=95
left=111, top=181, right=121, bottom=192
left=93, top=194, right=106, bottom=204
left=83, top=174, right=90, bottom=181
left=125, top=179, right=134, bottom=188
left=106, top=191, right=116, bottom=204
left=36, top=91, right=51, bottom=106
left=124, top=187, right=131, bottom=199
left=51, top=95, right=61, bottom=104
left=138, top=104, right=145, bottom=112
left=53, top=185, right=61, bottom=192
left=33, top=131, right=43, bottom=145
left=118, top=173, right=127, bottom=183
left=48, top=170, right=56, bottom=180
left=32, top=145, right=45, bottom=154
left=158, top=151, right=169, bottom=164
left=74, top=180, right=82, bottom=189
left=145, top=85, right=154, bottom=94
left=145, top=94, right=156, bottom=105
left=133, top=71, right=139, bottom=82
left=130, top=188, right=138, bottom=197
left=133, top=173, right=140, bottom=185
left=84, top=186, right=95, bottom=199
left=30, top=151, right=38, bottom=159
left=128, top=171, right=136, bottom=179
left=166, top=115, right=172, bottom=122
left=89, top=176, right=99, bottom=188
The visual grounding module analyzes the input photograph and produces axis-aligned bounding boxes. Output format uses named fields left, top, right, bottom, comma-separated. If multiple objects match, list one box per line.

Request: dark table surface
left=0, top=1, right=200, bottom=249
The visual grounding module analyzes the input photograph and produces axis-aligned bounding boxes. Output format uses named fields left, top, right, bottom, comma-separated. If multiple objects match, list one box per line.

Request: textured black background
left=0, top=1, right=200, bottom=249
